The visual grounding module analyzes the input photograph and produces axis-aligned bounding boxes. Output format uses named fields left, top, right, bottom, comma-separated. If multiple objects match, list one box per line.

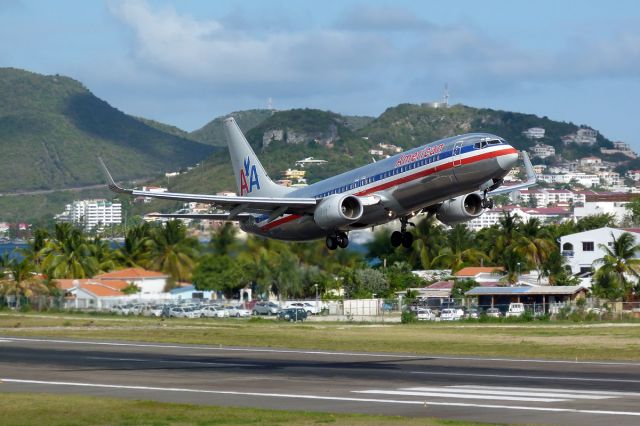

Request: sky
left=1, top=0, right=639, bottom=147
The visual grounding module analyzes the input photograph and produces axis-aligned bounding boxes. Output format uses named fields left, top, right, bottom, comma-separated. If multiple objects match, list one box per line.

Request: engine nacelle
left=435, top=192, right=484, bottom=226
left=314, top=194, right=364, bottom=230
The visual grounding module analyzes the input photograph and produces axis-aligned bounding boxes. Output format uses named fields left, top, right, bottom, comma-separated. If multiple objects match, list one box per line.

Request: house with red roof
left=94, top=267, right=169, bottom=294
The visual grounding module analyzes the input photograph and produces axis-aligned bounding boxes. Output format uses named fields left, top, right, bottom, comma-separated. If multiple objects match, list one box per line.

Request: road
left=1, top=336, right=640, bottom=425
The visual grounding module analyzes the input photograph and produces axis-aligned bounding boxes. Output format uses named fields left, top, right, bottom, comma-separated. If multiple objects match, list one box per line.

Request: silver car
left=252, top=302, right=280, bottom=315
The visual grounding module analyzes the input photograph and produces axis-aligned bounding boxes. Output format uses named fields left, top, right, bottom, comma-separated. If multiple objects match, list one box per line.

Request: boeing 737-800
left=100, top=117, right=536, bottom=250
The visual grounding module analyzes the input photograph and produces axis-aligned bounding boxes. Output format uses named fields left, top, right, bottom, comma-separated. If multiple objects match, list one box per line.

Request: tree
left=343, top=268, right=388, bottom=299
left=431, top=224, right=489, bottom=272
left=624, top=198, right=640, bottom=226
left=209, top=223, right=239, bottom=256
left=121, top=282, right=141, bottom=295
left=451, top=279, right=478, bottom=302
left=114, top=223, right=153, bottom=268
left=0, top=258, right=49, bottom=309
left=40, top=223, right=99, bottom=279
left=513, top=218, right=557, bottom=274
left=592, top=232, right=640, bottom=301
left=193, top=254, right=247, bottom=299
left=149, top=220, right=198, bottom=287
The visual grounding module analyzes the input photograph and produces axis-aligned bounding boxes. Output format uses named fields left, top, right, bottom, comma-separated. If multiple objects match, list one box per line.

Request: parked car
left=287, top=302, right=318, bottom=315
left=252, top=301, right=280, bottom=316
left=466, top=308, right=479, bottom=319
left=110, top=304, right=132, bottom=316
left=225, top=305, right=251, bottom=317
left=505, top=303, right=525, bottom=317
left=169, top=307, right=198, bottom=318
left=440, top=308, right=462, bottom=321
left=485, top=307, right=501, bottom=318
left=199, top=306, right=226, bottom=318
left=278, top=308, right=307, bottom=322
left=416, top=308, right=436, bottom=321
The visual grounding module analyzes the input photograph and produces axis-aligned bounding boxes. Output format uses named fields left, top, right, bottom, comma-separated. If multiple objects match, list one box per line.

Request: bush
left=401, top=310, right=417, bottom=324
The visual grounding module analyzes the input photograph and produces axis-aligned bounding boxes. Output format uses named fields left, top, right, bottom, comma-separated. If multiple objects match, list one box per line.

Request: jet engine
left=435, top=192, right=485, bottom=226
left=314, top=194, right=364, bottom=230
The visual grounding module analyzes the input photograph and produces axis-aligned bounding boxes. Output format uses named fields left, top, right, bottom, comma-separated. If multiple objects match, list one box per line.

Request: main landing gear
left=326, top=231, right=349, bottom=250
left=481, top=190, right=494, bottom=209
left=390, top=216, right=414, bottom=248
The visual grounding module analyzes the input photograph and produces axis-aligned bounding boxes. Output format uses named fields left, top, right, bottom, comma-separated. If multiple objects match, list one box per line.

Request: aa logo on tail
left=240, top=157, right=261, bottom=195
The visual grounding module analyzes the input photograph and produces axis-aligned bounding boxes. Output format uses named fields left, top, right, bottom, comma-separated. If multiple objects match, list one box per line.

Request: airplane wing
left=489, top=152, right=537, bottom=196
left=146, top=213, right=254, bottom=221
left=99, top=158, right=318, bottom=216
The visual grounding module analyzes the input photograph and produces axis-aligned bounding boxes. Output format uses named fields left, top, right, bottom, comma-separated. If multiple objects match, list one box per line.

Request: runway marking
left=410, top=370, right=640, bottom=384
left=4, top=336, right=640, bottom=366
left=85, top=356, right=258, bottom=367
left=3, top=378, right=640, bottom=417
left=453, top=385, right=640, bottom=397
left=402, top=386, right=613, bottom=400
left=355, top=385, right=631, bottom=403
left=354, top=389, right=567, bottom=402
left=0, top=339, right=10, bottom=342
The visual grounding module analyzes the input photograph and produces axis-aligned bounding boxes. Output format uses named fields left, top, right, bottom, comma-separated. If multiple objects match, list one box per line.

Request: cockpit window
left=487, top=139, right=502, bottom=145
left=474, top=141, right=489, bottom=149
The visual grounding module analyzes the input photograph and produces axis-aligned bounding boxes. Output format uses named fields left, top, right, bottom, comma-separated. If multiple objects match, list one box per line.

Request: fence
left=1, top=295, right=639, bottom=321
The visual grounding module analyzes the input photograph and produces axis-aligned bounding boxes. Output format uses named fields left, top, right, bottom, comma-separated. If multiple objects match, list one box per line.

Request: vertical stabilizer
left=223, top=117, right=290, bottom=197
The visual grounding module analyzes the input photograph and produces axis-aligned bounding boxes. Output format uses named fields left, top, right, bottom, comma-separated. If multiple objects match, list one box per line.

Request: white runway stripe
left=398, top=386, right=611, bottom=400
left=353, top=389, right=567, bottom=402
left=452, top=385, right=640, bottom=397
left=85, top=356, right=257, bottom=367
left=411, top=370, right=640, bottom=384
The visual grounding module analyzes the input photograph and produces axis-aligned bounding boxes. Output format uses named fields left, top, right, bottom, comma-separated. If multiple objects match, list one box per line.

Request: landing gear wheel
left=326, top=235, right=338, bottom=250
left=401, top=232, right=414, bottom=248
left=336, top=232, right=349, bottom=248
left=390, top=231, right=403, bottom=247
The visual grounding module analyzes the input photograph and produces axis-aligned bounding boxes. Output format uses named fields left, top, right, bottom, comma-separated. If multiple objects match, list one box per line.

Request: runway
left=1, top=336, right=640, bottom=425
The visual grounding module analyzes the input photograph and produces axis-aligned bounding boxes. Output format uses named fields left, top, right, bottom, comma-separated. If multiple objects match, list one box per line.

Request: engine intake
left=435, top=192, right=485, bottom=226
left=314, top=194, right=364, bottom=230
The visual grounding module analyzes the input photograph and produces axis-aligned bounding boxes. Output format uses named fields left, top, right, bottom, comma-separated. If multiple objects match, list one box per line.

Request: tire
left=337, top=232, right=349, bottom=248
left=402, top=232, right=414, bottom=248
left=390, top=231, right=403, bottom=247
left=326, top=235, right=338, bottom=250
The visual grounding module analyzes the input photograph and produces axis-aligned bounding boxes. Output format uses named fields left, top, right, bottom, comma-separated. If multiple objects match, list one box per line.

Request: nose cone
left=497, top=148, right=518, bottom=171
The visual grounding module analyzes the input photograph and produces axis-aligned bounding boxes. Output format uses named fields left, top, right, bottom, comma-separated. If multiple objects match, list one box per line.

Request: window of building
left=582, top=241, right=594, bottom=251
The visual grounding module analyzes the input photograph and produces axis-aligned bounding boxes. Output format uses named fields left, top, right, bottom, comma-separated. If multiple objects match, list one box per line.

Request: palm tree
left=431, top=224, right=489, bottom=272
left=19, top=228, right=48, bottom=271
left=40, top=223, right=98, bottom=279
left=411, top=215, right=446, bottom=269
left=209, top=222, right=239, bottom=256
left=90, top=236, right=117, bottom=273
left=114, top=223, right=153, bottom=268
left=0, top=258, right=49, bottom=309
left=593, top=232, right=640, bottom=301
left=513, top=218, right=557, bottom=275
left=149, top=220, right=198, bottom=287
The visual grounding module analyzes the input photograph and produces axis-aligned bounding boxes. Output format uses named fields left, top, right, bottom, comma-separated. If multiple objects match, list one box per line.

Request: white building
left=465, top=206, right=571, bottom=231
left=573, top=200, right=630, bottom=224
left=559, top=227, right=640, bottom=277
left=563, top=128, right=598, bottom=146
left=94, top=267, right=169, bottom=294
left=538, top=173, right=600, bottom=188
left=626, top=170, right=640, bottom=182
left=530, top=144, right=555, bottom=159
left=522, top=127, right=545, bottom=139
left=55, top=199, right=122, bottom=231
left=597, top=171, right=620, bottom=187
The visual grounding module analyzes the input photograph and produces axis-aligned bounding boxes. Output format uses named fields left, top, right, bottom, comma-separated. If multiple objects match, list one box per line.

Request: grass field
left=1, top=312, right=640, bottom=361
left=0, top=393, right=491, bottom=426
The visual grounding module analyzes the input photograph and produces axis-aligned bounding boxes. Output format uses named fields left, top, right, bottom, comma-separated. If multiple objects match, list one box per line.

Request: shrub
left=401, top=310, right=417, bottom=324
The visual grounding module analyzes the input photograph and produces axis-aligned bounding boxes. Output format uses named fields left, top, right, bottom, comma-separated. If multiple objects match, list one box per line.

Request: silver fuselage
left=241, top=133, right=518, bottom=240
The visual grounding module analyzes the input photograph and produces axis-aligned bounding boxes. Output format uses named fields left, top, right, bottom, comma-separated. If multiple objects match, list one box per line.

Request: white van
left=506, top=303, right=525, bottom=317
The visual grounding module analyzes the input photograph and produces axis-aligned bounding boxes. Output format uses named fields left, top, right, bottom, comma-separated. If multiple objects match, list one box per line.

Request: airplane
left=100, top=117, right=536, bottom=250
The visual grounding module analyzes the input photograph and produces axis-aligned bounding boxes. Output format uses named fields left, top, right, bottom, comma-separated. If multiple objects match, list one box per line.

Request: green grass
left=0, top=393, right=493, bottom=426
left=2, top=312, right=640, bottom=361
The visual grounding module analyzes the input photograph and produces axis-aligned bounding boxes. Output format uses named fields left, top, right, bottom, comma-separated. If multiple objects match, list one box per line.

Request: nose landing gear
left=326, top=231, right=349, bottom=250
left=390, top=216, right=415, bottom=248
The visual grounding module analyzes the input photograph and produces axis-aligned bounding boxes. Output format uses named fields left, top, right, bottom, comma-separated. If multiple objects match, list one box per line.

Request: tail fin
left=223, top=117, right=290, bottom=197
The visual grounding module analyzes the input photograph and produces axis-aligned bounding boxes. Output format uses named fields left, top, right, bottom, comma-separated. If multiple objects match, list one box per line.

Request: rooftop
left=94, top=267, right=167, bottom=280
left=465, top=285, right=587, bottom=296
left=455, top=267, right=504, bottom=277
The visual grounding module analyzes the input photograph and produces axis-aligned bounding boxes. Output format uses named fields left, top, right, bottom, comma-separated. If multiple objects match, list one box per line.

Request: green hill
left=190, top=109, right=273, bottom=147
left=0, top=68, right=215, bottom=193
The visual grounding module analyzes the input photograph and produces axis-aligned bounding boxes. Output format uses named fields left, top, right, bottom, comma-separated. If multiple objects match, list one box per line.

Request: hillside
left=190, top=109, right=273, bottom=147
left=0, top=68, right=215, bottom=193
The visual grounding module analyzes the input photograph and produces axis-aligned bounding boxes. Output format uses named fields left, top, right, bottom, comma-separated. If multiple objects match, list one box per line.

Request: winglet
left=98, top=157, right=132, bottom=194
left=521, top=152, right=536, bottom=185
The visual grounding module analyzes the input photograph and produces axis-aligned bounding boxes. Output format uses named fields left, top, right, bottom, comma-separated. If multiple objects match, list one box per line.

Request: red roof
left=427, top=280, right=454, bottom=289
left=455, top=267, right=504, bottom=277
left=80, top=283, right=124, bottom=297
left=95, top=267, right=167, bottom=280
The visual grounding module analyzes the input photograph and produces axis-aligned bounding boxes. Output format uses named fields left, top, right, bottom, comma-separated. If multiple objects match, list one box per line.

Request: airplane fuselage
left=241, top=133, right=518, bottom=240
